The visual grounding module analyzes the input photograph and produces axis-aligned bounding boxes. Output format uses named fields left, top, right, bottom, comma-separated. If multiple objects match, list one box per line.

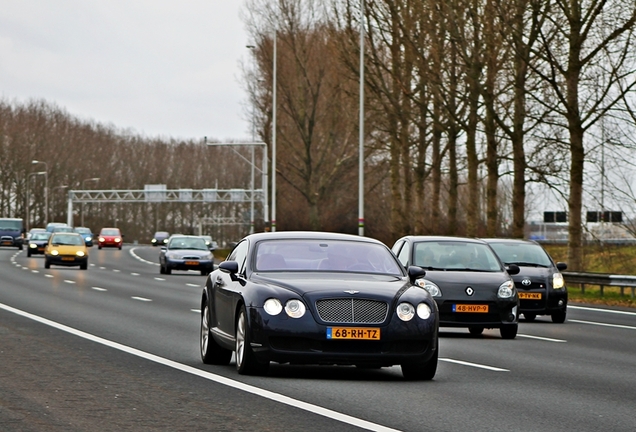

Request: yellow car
left=44, top=232, right=89, bottom=270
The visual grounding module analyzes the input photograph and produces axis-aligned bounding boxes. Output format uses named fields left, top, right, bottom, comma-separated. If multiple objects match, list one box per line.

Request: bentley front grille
left=315, top=298, right=388, bottom=324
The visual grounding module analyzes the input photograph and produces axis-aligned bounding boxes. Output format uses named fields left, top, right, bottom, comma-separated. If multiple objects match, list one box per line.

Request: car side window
left=228, top=240, right=249, bottom=275
left=396, top=242, right=410, bottom=267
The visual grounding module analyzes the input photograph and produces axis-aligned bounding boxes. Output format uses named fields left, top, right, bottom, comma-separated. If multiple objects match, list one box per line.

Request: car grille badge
left=465, top=287, right=474, bottom=296
left=521, top=278, right=531, bottom=286
left=344, top=290, right=359, bottom=295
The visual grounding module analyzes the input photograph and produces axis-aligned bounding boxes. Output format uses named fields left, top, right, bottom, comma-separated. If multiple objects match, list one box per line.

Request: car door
left=213, top=240, right=249, bottom=338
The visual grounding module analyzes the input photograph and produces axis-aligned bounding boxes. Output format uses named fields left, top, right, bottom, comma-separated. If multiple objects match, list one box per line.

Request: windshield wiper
left=506, top=261, right=549, bottom=268
left=420, top=266, right=447, bottom=271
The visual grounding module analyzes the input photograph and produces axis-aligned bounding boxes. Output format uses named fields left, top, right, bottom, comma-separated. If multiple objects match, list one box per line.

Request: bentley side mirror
left=408, top=266, right=427, bottom=284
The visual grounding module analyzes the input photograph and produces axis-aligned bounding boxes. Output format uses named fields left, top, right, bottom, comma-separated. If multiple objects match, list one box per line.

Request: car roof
left=482, top=238, right=539, bottom=245
left=398, top=235, right=487, bottom=244
left=244, top=231, right=387, bottom=246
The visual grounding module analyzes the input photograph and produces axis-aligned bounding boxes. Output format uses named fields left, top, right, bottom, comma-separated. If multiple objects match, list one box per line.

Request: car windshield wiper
left=506, top=261, right=549, bottom=268
left=419, top=266, right=446, bottom=271
left=446, top=268, right=492, bottom=272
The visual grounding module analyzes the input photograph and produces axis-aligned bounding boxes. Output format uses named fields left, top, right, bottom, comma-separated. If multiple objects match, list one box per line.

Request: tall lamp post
left=26, top=171, right=46, bottom=231
left=52, top=185, right=68, bottom=222
left=358, top=0, right=365, bottom=236
left=247, top=44, right=257, bottom=234
left=81, top=178, right=100, bottom=227
left=31, top=160, right=48, bottom=225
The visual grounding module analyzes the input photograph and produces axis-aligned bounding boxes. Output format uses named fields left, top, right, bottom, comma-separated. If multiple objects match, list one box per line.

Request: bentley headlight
left=264, top=298, right=283, bottom=315
left=397, top=302, right=415, bottom=321
left=415, top=278, right=442, bottom=297
left=498, top=280, right=515, bottom=298
left=417, top=303, right=432, bottom=320
left=285, top=299, right=306, bottom=318
left=76, top=251, right=85, bottom=257
left=553, top=273, right=565, bottom=289
left=51, top=250, right=59, bottom=256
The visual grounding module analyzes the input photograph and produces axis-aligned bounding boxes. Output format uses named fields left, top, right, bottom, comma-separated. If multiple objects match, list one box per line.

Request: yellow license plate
left=185, top=261, right=199, bottom=266
left=519, top=292, right=542, bottom=300
left=2, top=241, right=11, bottom=245
left=327, top=327, right=381, bottom=340
left=61, top=257, right=75, bottom=261
left=453, top=304, right=489, bottom=313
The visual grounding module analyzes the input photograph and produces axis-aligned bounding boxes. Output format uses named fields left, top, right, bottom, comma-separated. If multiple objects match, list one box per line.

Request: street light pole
left=52, top=185, right=68, bottom=222
left=81, top=178, right=100, bottom=227
left=247, top=44, right=257, bottom=234
left=31, top=160, right=48, bottom=225
left=26, top=171, right=46, bottom=230
left=272, top=30, right=277, bottom=232
left=358, top=0, right=366, bottom=236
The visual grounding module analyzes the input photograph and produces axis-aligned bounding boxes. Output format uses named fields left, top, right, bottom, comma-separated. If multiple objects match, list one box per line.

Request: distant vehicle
left=27, top=231, right=52, bottom=257
left=73, top=227, right=94, bottom=247
left=392, top=236, right=520, bottom=339
left=151, top=231, right=170, bottom=246
left=0, top=218, right=24, bottom=250
left=26, top=228, right=46, bottom=240
left=45, top=222, right=68, bottom=233
left=201, top=235, right=217, bottom=251
left=200, top=231, right=438, bottom=379
left=44, top=232, right=88, bottom=270
left=159, top=235, right=214, bottom=276
left=484, top=238, right=568, bottom=323
left=98, top=227, right=123, bottom=250
left=51, top=226, right=74, bottom=233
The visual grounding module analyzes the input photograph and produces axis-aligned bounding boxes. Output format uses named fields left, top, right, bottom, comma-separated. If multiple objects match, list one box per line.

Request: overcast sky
left=0, top=1, right=254, bottom=141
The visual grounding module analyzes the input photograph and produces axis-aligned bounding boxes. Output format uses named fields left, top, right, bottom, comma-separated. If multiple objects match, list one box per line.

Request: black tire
left=468, top=326, right=484, bottom=336
left=500, top=324, right=518, bottom=339
left=524, top=313, right=537, bottom=322
left=235, top=305, right=269, bottom=375
left=551, top=309, right=567, bottom=323
left=18, top=243, right=23, bottom=251
left=118, top=246, right=122, bottom=250
left=27, top=249, right=32, bottom=257
left=44, top=259, right=51, bottom=269
left=98, top=245, right=102, bottom=250
left=80, top=262, right=88, bottom=270
left=200, top=305, right=232, bottom=365
left=401, top=343, right=438, bottom=381
left=159, top=264, right=165, bottom=274
left=201, top=269, right=210, bottom=276
left=165, top=266, right=172, bottom=275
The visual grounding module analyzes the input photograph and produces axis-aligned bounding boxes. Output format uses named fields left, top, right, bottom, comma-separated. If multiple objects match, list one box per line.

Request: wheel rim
left=201, top=307, right=209, bottom=355
left=236, top=312, right=246, bottom=368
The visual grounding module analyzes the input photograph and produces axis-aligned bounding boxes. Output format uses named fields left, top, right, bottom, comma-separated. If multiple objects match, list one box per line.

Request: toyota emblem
left=465, top=287, right=474, bottom=296
left=521, top=278, right=531, bottom=286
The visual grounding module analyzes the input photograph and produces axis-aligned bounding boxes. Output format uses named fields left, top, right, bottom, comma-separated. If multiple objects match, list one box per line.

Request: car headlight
left=163, top=239, right=169, bottom=244
left=85, top=236, right=91, bottom=241
left=99, top=237, right=105, bottom=242
left=76, top=251, right=86, bottom=257
left=285, top=299, right=306, bottom=318
left=165, top=252, right=177, bottom=259
left=415, top=278, right=442, bottom=297
left=498, top=280, right=515, bottom=298
left=264, top=298, right=283, bottom=315
left=151, top=239, right=157, bottom=243
left=397, top=302, right=415, bottom=321
left=417, top=303, right=432, bottom=320
left=29, top=243, right=37, bottom=248
left=553, top=273, right=565, bottom=289
left=114, top=237, right=121, bottom=242
left=51, top=250, right=59, bottom=256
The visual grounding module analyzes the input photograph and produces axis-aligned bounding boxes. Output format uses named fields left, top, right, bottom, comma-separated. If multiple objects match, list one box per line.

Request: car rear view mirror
left=556, top=262, right=567, bottom=271
left=506, top=264, right=520, bottom=275
left=407, top=265, right=426, bottom=284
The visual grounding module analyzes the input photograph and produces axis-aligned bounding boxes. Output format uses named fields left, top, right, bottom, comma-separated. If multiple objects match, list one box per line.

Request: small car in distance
left=160, top=235, right=214, bottom=276
left=74, top=227, right=94, bottom=247
left=45, top=222, right=69, bottom=233
left=484, top=238, right=568, bottom=323
left=44, top=232, right=88, bottom=270
left=392, top=236, right=520, bottom=339
left=27, top=231, right=52, bottom=257
left=200, top=231, right=439, bottom=380
left=98, top=228, right=123, bottom=250
left=151, top=231, right=170, bottom=246
left=201, top=235, right=217, bottom=251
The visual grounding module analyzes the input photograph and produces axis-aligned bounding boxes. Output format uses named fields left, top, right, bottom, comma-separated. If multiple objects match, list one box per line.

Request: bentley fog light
left=553, top=273, right=565, bottom=289
left=415, top=279, right=442, bottom=297
left=417, top=303, right=432, bottom=320
left=498, top=280, right=515, bottom=298
left=263, top=298, right=283, bottom=315
left=285, top=299, right=306, bottom=318
left=397, top=302, right=415, bottom=321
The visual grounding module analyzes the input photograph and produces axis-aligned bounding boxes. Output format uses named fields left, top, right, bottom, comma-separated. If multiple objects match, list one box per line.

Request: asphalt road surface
left=1, top=245, right=636, bottom=431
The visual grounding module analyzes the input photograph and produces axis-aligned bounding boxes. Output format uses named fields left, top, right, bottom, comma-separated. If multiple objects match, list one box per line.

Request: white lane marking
left=100, top=267, right=106, bottom=270
left=131, top=296, right=152, bottom=302
left=22, top=267, right=28, bottom=270
left=0, top=302, right=400, bottom=432
left=517, top=334, right=566, bottom=343
left=31, top=270, right=39, bottom=273
left=92, top=287, right=107, bottom=292
left=568, top=319, right=636, bottom=331
left=191, top=309, right=201, bottom=313
left=568, top=305, right=636, bottom=317
left=89, top=263, right=95, bottom=267
left=44, top=274, right=54, bottom=278
left=64, top=280, right=76, bottom=284
left=440, top=358, right=509, bottom=372
left=113, top=269, right=121, bottom=273
left=154, top=278, right=165, bottom=281
left=131, top=273, right=140, bottom=276
left=186, top=283, right=200, bottom=287
left=129, top=247, right=160, bottom=266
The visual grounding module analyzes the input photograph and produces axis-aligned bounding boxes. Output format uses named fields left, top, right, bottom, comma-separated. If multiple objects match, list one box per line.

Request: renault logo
left=522, top=278, right=531, bottom=286
left=465, top=287, right=474, bottom=296
left=344, top=290, right=359, bottom=295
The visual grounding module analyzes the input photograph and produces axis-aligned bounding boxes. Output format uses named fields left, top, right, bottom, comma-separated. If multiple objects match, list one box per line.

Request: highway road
left=1, top=245, right=636, bottom=431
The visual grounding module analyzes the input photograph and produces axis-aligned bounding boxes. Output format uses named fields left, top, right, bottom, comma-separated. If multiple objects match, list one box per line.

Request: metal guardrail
left=563, top=272, right=636, bottom=299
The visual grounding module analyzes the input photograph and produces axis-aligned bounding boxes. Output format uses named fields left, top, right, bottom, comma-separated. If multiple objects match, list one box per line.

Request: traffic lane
left=0, top=308, right=364, bottom=432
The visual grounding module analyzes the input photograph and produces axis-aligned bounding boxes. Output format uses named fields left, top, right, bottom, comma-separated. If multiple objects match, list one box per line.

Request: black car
left=200, top=231, right=439, bottom=379
left=392, top=236, right=520, bottom=339
left=151, top=231, right=170, bottom=246
left=27, top=231, right=52, bottom=256
left=160, top=235, right=214, bottom=276
left=484, top=239, right=568, bottom=323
